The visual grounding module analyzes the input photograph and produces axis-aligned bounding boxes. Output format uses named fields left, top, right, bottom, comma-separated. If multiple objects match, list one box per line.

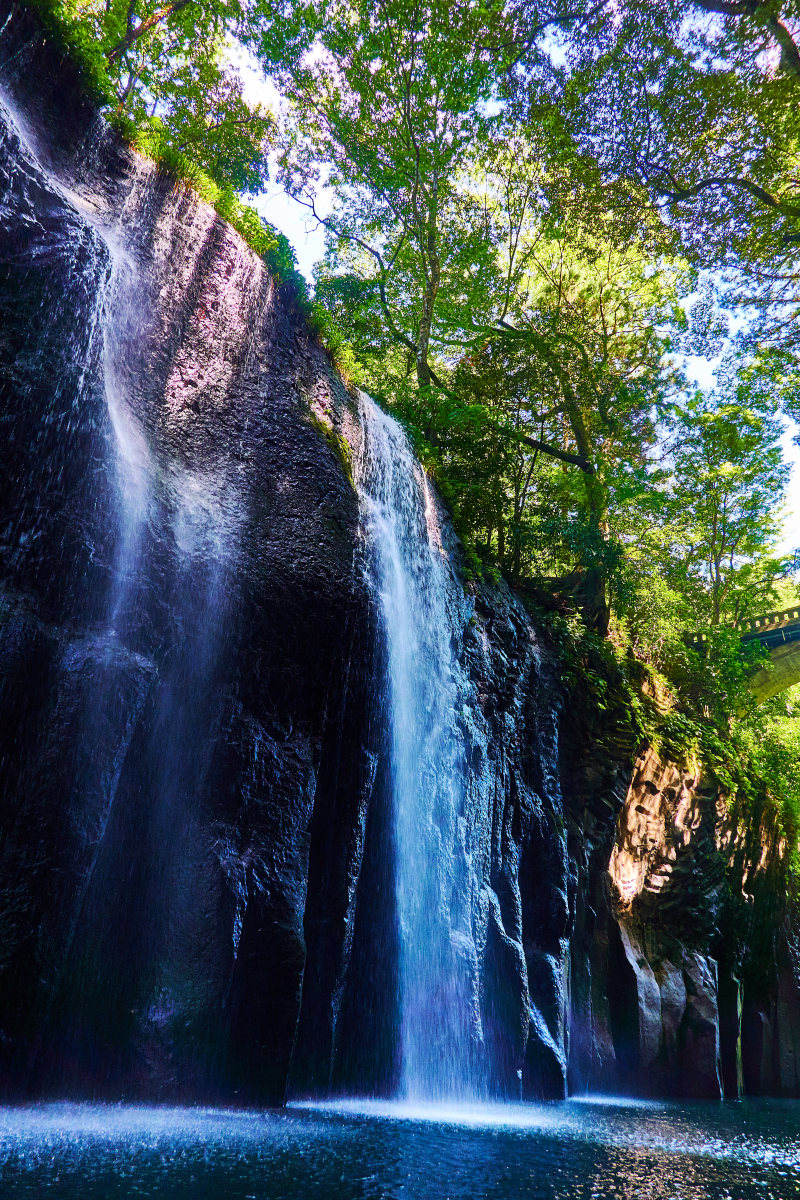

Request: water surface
left=1, top=1098, right=798, bottom=1198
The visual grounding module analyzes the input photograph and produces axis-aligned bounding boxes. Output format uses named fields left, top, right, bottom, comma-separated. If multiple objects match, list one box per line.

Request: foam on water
left=291, top=1097, right=566, bottom=1131
left=289, top=1096, right=800, bottom=1170
left=1, top=1100, right=798, bottom=1180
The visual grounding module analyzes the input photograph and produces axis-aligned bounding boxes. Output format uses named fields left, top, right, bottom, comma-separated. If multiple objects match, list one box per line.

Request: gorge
left=1, top=6, right=800, bottom=1190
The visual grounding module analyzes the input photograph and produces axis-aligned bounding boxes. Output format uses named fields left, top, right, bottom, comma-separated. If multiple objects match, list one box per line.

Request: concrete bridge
left=692, top=607, right=800, bottom=702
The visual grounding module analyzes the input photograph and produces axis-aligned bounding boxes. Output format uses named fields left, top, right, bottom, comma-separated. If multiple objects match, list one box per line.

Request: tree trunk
left=106, top=0, right=194, bottom=64
left=560, top=393, right=609, bottom=635
left=418, top=183, right=441, bottom=439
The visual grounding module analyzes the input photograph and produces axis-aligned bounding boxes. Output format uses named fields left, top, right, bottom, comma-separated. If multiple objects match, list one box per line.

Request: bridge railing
left=739, top=608, right=800, bottom=635
left=690, top=607, right=800, bottom=646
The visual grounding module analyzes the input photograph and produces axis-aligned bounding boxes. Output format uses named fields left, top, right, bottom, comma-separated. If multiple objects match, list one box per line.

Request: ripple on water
left=0, top=1099, right=798, bottom=1200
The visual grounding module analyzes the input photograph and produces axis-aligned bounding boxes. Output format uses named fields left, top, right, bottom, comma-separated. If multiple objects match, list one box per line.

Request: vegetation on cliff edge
left=25, top=0, right=800, bottom=871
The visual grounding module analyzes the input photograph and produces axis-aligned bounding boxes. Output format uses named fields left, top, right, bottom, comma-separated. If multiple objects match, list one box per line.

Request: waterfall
left=354, top=392, right=479, bottom=1102
left=1, top=29, right=579, bottom=1104
left=0, top=85, right=244, bottom=1079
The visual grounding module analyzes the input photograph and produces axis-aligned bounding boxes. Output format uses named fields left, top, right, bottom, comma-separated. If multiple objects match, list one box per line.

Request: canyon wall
left=567, top=744, right=800, bottom=1099
left=0, top=2, right=797, bottom=1104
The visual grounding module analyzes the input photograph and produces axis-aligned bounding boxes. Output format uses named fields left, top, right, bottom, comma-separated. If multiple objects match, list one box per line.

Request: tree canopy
left=47, top=0, right=800, bottom=765
left=518, top=0, right=800, bottom=354
left=35, top=0, right=275, bottom=191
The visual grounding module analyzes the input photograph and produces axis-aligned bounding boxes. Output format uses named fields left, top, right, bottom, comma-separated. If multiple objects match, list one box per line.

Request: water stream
left=354, top=393, right=478, bottom=1102
left=0, top=88, right=243, bottom=1076
left=4, top=53, right=800, bottom=1195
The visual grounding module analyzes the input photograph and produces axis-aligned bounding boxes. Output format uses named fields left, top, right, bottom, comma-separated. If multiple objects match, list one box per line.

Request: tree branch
left=692, top=0, right=800, bottom=79
left=107, top=0, right=194, bottom=63
left=650, top=170, right=800, bottom=217
left=518, top=433, right=595, bottom=472
left=298, top=193, right=418, bottom=352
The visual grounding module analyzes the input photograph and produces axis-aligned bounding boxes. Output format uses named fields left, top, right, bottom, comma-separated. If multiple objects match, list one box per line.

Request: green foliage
left=26, top=0, right=800, bottom=845
left=261, top=0, right=518, bottom=404
left=534, top=594, right=800, bottom=878
left=737, top=707, right=800, bottom=876
left=30, top=0, right=274, bottom=191
left=23, top=0, right=115, bottom=105
left=307, top=410, right=354, bottom=484
left=513, top=0, right=800, bottom=368
left=666, top=358, right=790, bottom=625
left=125, top=117, right=302, bottom=281
left=24, top=0, right=314, bottom=306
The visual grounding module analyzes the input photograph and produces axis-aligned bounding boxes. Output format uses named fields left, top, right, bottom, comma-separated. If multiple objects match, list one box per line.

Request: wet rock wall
left=0, top=3, right=572, bottom=1105
left=0, top=2, right=377, bottom=1103
left=0, top=2, right=798, bottom=1105
left=566, top=744, right=800, bottom=1100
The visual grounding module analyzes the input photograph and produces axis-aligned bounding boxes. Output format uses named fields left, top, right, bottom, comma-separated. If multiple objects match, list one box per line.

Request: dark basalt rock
left=0, top=3, right=377, bottom=1104
left=0, top=1, right=798, bottom=1106
left=566, top=744, right=800, bottom=1100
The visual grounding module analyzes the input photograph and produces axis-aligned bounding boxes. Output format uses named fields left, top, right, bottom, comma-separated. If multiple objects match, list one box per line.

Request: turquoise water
left=0, top=1098, right=798, bottom=1198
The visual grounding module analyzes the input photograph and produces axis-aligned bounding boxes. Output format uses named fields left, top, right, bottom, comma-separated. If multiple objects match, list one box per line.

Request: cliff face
left=0, top=5, right=377, bottom=1103
left=0, top=4, right=798, bottom=1106
left=0, top=6, right=571, bottom=1104
left=565, top=741, right=800, bottom=1100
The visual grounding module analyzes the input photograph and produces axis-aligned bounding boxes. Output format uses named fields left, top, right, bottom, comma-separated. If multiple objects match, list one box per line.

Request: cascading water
left=1, top=61, right=537, bottom=1106
left=0, top=85, right=245, bottom=1082
left=0, top=14, right=572, bottom=1107
left=60, top=185, right=245, bottom=1083
left=8, top=7, right=793, bottom=1125
left=354, top=392, right=480, bottom=1102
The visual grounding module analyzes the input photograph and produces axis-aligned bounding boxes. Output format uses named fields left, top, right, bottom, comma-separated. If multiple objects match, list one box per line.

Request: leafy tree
left=664, top=355, right=790, bottom=626
left=259, top=0, right=516, bottom=396
left=738, top=693, right=800, bottom=875
left=377, top=217, right=684, bottom=628
left=513, top=0, right=800, bottom=353
left=42, top=0, right=795, bottom=675
left=39, top=0, right=274, bottom=192
left=139, top=47, right=274, bottom=192
left=276, top=1, right=690, bottom=625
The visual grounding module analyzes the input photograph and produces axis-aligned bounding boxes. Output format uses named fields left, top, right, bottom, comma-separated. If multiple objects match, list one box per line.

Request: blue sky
left=254, top=184, right=327, bottom=280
